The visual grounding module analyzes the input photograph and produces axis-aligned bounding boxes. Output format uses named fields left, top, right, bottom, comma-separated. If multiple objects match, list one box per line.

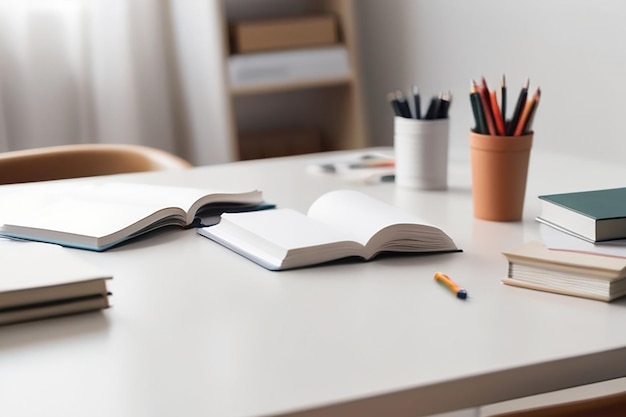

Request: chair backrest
left=487, top=390, right=626, bottom=417
left=0, top=143, right=192, bottom=185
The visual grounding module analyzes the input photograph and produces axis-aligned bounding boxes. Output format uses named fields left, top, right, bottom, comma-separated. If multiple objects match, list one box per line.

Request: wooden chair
left=487, top=390, right=626, bottom=417
left=0, top=143, right=192, bottom=185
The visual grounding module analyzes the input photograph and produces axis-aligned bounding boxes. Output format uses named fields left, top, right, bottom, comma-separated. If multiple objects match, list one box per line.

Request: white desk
left=1, top=147, right=626, bottom=417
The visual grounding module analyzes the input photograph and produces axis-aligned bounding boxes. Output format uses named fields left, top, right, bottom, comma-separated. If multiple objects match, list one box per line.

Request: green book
left=536, top=187, right=626, bottom=242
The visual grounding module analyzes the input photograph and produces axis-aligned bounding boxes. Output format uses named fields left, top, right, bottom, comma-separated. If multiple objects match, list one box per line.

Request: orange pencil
left=489, top=90, right=506, bottom=136
left=513, top=87, right=541, bottom=136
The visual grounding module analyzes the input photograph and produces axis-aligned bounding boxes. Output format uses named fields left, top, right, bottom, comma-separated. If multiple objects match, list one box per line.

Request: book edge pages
left=0, top=294, right=110, bottom=326
left=501, top=277, right=611, bottom=302
left=502, top=241, right=626, bottom=276
left=0, top=278, right=110, bottom=310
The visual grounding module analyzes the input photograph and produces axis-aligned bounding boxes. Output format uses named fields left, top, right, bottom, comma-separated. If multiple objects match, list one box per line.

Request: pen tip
left=457, top=289, right=468, bottom=299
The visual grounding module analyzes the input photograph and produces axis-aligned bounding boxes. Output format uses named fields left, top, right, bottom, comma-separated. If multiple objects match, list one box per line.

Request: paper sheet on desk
left=539, top=224, right=626, bottom=258
left=306, top=151, right=395, bottom=184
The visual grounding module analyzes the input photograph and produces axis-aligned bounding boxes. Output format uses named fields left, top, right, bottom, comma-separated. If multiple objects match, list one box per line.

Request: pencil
left=500, top=74, right=507, bottom=126
left=395, top=90, right=412, bottom=118
left=387, top=92, right=403, bottom=117
left=475, top=79, right=496, bottom=135
left=432, top=93, right=443, bottom=119
left=522, top=87, right=541, bottom=134
left=470, top=81, right=487, bottom=134
left=507, top=77, right=529, bottom=136
left=481, top=77, right=497, bottom=132
left=424, top=95, right=438, bottom=119
left=514, top=87, right=541, bottom=136
left=489, top=90, right=506, bottom=135
left=411, top=84, right=422, bottom=119
left=437, top=91, right=452, bottom=119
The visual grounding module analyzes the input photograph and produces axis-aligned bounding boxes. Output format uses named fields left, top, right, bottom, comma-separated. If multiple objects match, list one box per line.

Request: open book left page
left=0, top=181, right=263, bottom=251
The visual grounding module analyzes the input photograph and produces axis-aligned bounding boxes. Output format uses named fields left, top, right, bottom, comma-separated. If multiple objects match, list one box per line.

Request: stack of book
left=503, top=187, right=626, bottom=302
left=0, top=241, right=112, bottom=325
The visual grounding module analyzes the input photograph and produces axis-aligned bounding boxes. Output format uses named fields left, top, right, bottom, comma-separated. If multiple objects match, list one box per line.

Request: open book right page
left=307, top=190, right=458, bottom=258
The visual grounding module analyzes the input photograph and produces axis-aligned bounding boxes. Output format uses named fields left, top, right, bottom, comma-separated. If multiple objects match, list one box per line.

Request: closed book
left=502, top=241, right=626, bottom=302
left=198, top=189, right=460, bottom=271
left=0, top=295, right=110, bottom=326
left=536, top=187, right=626, bottom=242
left=0, top=240, right=112, bottom=325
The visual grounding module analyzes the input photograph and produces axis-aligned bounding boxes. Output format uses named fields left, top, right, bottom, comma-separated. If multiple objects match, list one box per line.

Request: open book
left=0, top=240, right=112, bottom=325
left=0, top=182, right=264, bottom=251
left=198, top=189, right=460, bottom=270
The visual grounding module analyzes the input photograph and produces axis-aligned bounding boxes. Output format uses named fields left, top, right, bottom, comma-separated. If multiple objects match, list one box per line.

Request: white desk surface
left=1, top=147, right=626, bottom=417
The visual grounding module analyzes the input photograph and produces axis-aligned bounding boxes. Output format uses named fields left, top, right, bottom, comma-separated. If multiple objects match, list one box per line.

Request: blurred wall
left=356, top=0, right=626, bottom=163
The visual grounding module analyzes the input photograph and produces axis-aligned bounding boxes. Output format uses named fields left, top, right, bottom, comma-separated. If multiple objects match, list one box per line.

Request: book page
left=199, top=208, right=362, bottom=270
left=307, top=190, right=432, bottom=245
left=0, top=182, right=229, bottom=239
left=217, top=208, right=356, bottom=251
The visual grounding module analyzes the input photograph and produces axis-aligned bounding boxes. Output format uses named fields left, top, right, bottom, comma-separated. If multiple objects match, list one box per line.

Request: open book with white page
left=198, top=189, right=460, bottom=270
left=0, top=181, right=265, bottom=251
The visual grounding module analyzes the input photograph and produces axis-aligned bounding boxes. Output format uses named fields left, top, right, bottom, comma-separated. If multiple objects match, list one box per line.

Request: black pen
left=395, top=90, right=412, bottom=118
left=424, top=95, right=438, bottom=119
left=387, top=92, right=403, bottom=117
left=411, top=84, right=422, bottom=119
left=437, top=91, right=452, bottom=119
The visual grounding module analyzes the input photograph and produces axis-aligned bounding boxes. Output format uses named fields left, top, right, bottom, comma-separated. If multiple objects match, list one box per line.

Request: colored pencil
left=514, top=87, right=541, bottom=136
left=489, top=90, right=506, bottom=135
left=507, top=77, right=529, bottom=135
left=500, top=74, right=507, bottom=125
left=475, top=80, right=496, bottom=135
left=470, top=81, right=487, bottom=134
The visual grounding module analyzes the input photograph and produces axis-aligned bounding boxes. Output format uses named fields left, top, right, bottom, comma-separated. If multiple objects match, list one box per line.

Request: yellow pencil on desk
left=434, top=272, right=468, bottom=299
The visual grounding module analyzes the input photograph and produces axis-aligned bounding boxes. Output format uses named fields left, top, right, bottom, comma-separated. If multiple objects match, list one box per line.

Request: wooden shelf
left=219, top=0, right=368, bottom=160
left=230, top=75, right=353, bottom=96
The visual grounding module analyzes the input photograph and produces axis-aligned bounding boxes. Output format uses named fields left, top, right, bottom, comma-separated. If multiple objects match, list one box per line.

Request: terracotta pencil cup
left=470, top=131, right=533, bottom=221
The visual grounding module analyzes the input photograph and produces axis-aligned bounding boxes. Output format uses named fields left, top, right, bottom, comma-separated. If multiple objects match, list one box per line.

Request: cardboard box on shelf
left=230, top=15, right=337, bottom=54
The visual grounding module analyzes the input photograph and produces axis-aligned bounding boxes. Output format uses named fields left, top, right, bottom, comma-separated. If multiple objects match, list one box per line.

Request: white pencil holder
left=393, top=117, right=449, bottom=190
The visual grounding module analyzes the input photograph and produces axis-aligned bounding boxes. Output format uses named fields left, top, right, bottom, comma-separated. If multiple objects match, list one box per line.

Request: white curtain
left=0, top=0, right=234, bottom=165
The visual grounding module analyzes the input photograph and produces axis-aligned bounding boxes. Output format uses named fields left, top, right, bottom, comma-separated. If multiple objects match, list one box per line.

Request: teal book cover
left=539, top=187, right=626, bottom=220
